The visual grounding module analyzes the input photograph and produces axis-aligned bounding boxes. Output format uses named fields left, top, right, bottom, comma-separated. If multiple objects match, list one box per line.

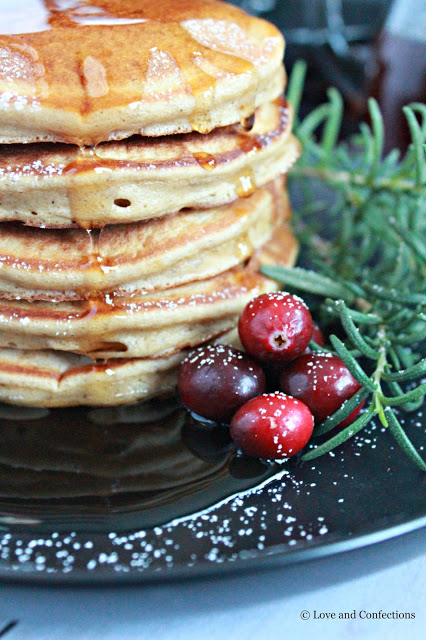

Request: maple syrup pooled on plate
left=0, top=399, right=229, bottom=507
left=0, top=398, right=276, bottom=530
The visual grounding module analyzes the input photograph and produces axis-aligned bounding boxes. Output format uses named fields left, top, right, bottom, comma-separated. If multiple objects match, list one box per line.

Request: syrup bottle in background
left=372, top=0, right=426, bottom=152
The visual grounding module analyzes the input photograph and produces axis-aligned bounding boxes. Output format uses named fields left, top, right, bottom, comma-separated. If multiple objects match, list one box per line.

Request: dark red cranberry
left=280, top=352, right=364, bottom=427
left=311, top=323, right=326, bottom=347
left=238, top=292, right=313, bottom=364
left=230, top=392, right=314, bottom=459
left=178, top=345, right=266, bottom=423
left=303, top=323, right=326, bottom=355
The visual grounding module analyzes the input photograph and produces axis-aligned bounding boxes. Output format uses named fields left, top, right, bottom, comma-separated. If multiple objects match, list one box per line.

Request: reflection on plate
left=0, top=398, right=424, bottom=583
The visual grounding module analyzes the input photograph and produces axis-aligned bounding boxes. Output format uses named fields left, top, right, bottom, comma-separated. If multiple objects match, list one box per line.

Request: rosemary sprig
left=261, top=61, right=426, bottom=470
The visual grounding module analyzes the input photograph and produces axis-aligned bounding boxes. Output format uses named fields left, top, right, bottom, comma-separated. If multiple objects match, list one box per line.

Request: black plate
left=0, top=398, right=424, bottom=583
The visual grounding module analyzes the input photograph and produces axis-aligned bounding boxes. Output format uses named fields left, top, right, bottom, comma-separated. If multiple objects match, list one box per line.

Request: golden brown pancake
left=0, top=179, right=287, bottom=301
left=0, top=347, right=186, bottom=408
left=0, top=100, right=299, bottom=228
left=0, top=223, right=298, bottom=407
left=0, top=0, right=299, bottom=411
left=0, top=328, right=242, bottom=408
left=0, top=221, right=298, bottom=359
left=0, top=0, right=285, bottom=145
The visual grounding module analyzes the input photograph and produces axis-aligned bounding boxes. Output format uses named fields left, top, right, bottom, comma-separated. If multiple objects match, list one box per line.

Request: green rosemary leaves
left=262, top=61, right=426, bottom=470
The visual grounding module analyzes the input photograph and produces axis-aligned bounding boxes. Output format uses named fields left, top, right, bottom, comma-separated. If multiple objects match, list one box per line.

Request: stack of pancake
left=0, top=0, right=300, bottom=407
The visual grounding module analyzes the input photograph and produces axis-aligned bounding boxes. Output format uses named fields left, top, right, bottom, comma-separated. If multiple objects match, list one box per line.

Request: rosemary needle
left=262, top=61, right=426, bottom=470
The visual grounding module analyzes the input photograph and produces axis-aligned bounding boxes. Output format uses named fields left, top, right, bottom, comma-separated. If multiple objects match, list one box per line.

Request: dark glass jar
left=372, top=0, right=426, bottom=151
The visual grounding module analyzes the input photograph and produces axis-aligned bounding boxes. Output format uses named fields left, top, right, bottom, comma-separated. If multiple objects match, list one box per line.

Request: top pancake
left=0, top=0, right=285, bottom=145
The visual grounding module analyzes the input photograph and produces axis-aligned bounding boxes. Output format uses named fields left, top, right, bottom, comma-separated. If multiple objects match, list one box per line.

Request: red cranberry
left=178, top=345, right=266, bottom=423
left=303, top=323, right=326, bottom=355
left=238, top=292, right=313, bottom=364
left=280, top=352, right=365, bottom=427
left=311, top=323, right=326, bottom=347
left=230, top=392, right=314, bottom=459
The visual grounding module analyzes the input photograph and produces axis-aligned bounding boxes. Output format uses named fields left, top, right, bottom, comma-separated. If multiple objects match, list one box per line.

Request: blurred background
left=231, top=0, right=426, bottom=150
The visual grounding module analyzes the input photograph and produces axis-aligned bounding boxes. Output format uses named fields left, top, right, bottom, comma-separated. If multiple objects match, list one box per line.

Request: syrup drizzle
left=76, top=292, right=116, bottom=322
left=0, top=1, right=150, bottom=34
left=77, top=228, right=120, bottom=320
left=83, top=229, right=118, bottom=275
left=64, top=146, right=103, bottom=175
left=64, top=147, right=114, bottom=228
left=237, top=134, right=263, bottom=156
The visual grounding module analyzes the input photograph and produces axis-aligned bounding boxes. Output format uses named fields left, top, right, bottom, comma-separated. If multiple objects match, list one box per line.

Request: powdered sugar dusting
left=181, top=19, right=281, bottom=65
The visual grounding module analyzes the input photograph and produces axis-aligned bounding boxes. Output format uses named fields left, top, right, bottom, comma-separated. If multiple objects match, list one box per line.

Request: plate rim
left=0, top=511, right=425, bottom=585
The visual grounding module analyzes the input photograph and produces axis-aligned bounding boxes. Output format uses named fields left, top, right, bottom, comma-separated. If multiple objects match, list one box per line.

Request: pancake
left=0, top=99, right=299, bottom=228
left=0, top=0, right=285, bottom=145
left=0, top=0, right=299, bottom=411
left=0, top=178, right=288, bottom=302
left=0, top=221, right=298, bottom=359
left=0, top=347, right=187, bottom=408
left=0, top=221, right=298, bottom=407
left=0, top=328, right=241, bottom=408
